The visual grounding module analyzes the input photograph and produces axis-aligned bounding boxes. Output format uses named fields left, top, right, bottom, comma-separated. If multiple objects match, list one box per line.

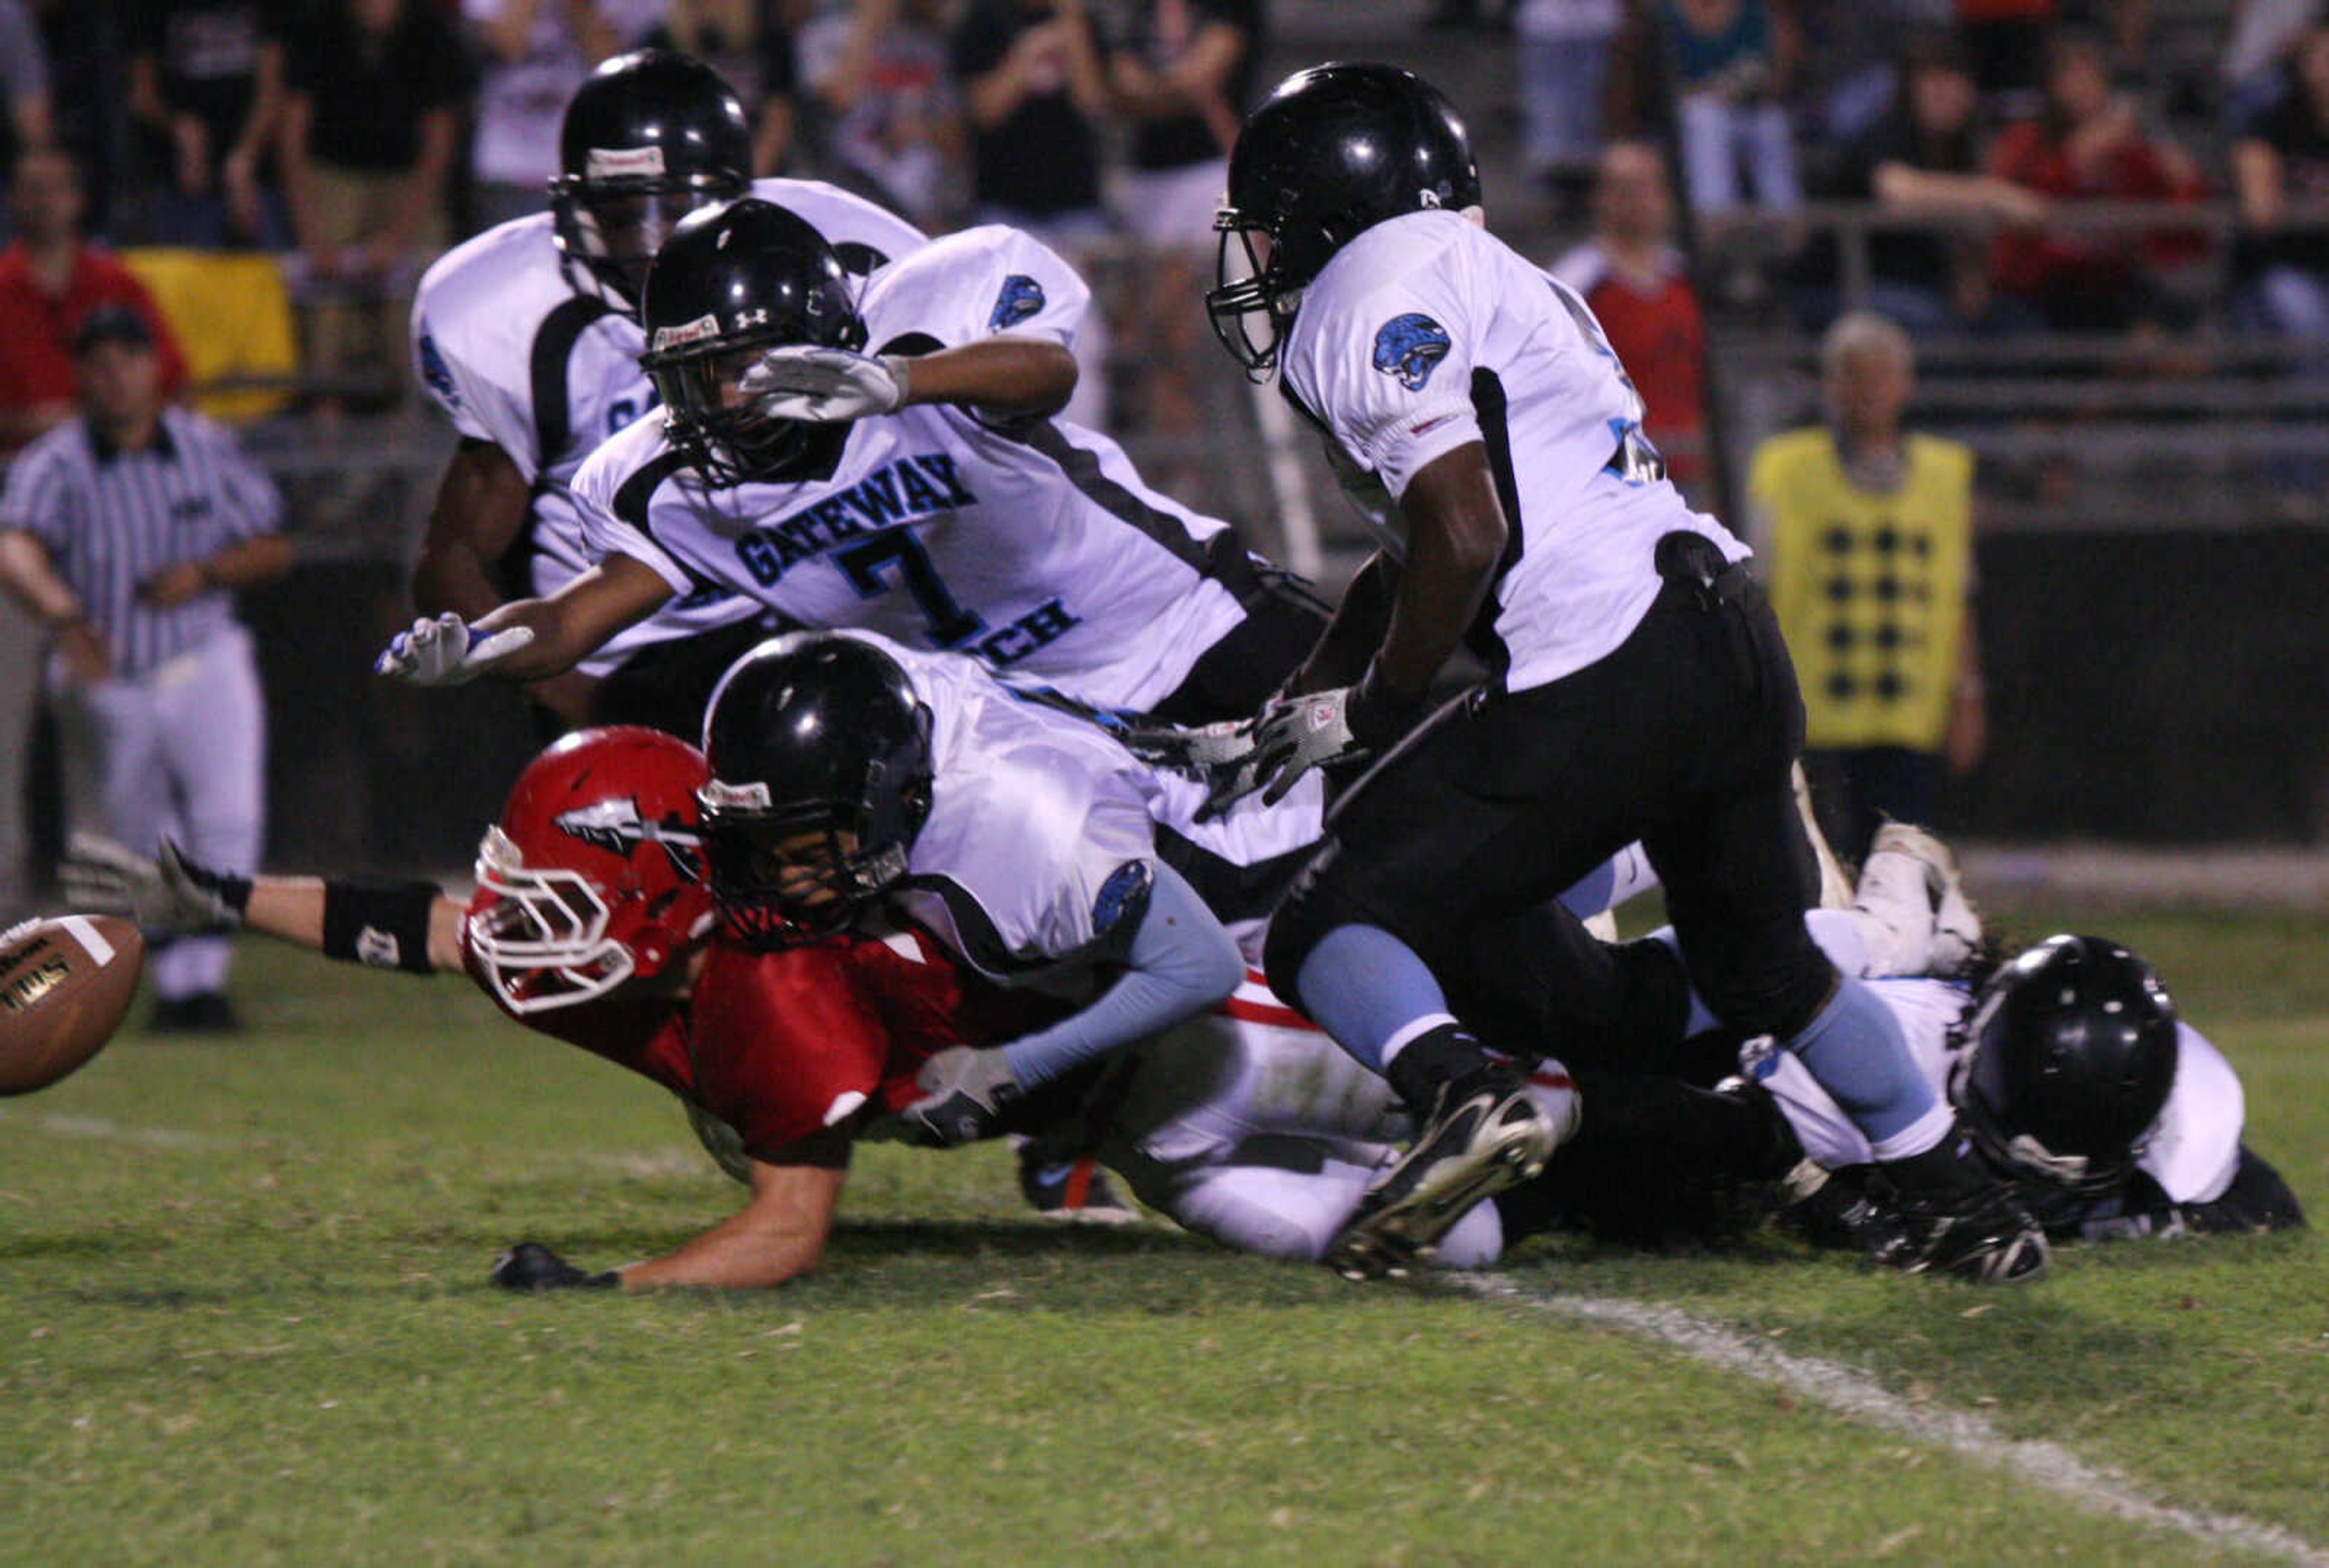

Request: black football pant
left=1146, top=571, right=1332, bottom=725
left=1263, top=537, right=1838, bottom=1064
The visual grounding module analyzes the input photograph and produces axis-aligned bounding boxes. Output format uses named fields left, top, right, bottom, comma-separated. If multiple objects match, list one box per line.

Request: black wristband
left=320, top=878, right=444, bottom=974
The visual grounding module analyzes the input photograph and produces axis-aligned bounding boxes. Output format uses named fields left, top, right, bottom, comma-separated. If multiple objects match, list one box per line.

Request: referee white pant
left=52, top=625, right=266, bottom=1001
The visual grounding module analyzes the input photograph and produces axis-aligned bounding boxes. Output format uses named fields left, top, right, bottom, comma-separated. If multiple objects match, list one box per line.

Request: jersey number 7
left=837, top=530, right=984, bottom=646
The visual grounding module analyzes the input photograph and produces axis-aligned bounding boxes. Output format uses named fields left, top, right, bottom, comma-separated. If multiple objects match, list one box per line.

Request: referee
left=0, top=305, right=291, bottom=1032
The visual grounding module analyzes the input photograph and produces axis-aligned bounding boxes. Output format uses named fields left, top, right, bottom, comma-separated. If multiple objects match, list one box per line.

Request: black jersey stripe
left=1467, top=368, right=1526, bottom=685
left=1006, top=420, right=1265, bottom=604
left=528, top=295, right=616, bottom=468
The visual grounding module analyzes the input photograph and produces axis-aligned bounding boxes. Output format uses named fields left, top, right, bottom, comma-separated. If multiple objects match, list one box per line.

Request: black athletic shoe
left=147, top=992, right=240, bottom=1035
left=1872, top=1184, right=2051, bottom=1285
left=1017, top=1148, right=1140, bottom=1225
left=1326, top=1063, right=1576, bottom=1279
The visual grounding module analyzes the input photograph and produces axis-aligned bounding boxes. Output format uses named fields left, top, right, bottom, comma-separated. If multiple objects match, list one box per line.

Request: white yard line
left=0, top=1105, right=230, bottom=1151
left=1460, top=1273, right=2327, bottom=1565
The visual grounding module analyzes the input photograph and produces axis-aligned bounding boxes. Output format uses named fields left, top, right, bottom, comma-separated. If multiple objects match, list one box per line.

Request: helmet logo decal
left=651, top=312, right=722, bottom=352
left=1418, top=189, right=1441, bottom=209
left=554, top=797, right=706, bottom=880
left=700, top=778, right=774, bottom=811
left=585, top=145, right=668, bottom=179
left=1372, top=313, right=1453, bottom=392
left=735, top=307, right=768, bottom=329
left=988, top=275, right=1046, bottom=332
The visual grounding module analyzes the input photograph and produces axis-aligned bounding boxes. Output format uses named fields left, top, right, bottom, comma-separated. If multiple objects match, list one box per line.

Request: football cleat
left=1869, top=1183, right=2051, bottom=1285
left=1326, top=1063, right=1579, bottom=1279
left=1018, top=1148, right=1141, bottom=1226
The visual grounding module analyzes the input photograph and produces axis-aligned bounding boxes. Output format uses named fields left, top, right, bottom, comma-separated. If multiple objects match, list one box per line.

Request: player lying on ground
left=380, top=195, right=1326, bottom=725
left=1502, top=825, right=2303, bottom=1255
left=72, top=748, right=2285, bottom=1286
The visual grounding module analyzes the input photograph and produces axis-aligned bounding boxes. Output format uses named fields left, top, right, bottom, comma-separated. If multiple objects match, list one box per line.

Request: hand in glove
left=61, top=834, right=250, bottom=935
left=740, top=346, right=909, bottom=423
left=1217, top=664, right=1428, bottom=812
left=901, top=1045, right=1024, bottom=1148
left=375, top=612, right=536, bottom=685
left=489, top=1241, right=619, bottom=1292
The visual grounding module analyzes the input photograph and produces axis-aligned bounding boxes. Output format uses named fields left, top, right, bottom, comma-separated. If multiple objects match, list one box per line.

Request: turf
left=1, top=903, right=2321, bottom=1564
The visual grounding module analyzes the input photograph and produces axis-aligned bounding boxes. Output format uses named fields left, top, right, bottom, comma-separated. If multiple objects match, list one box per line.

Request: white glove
left=61, top=834, right=248, bottom=935
left=739, top=345, right=909, bottom=423
left=374, top=612, right=536, bottom=685
left=901, top=1045, right=1024, bottom=1148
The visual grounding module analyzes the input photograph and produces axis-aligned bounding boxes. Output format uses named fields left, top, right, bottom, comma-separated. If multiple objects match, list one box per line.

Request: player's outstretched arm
left=61, top=836, right=462, bottom=974
left=496, top=1132, right=853, bottom=1292
left=376, top=555, right=673, bottom=687
left=902, top=862, right=1245, bottom=1146
left=744, top=337, right=1077, bottom=424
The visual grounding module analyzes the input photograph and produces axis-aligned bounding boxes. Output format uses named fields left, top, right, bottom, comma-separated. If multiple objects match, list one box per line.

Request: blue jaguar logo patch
left=1091, top=860, right=1153, bottom=939
left=989, top=274, right=1046, bottom=332
left=418, top=331, right=459, bottom=408
left=1371, top=313, right=1452, bottom=392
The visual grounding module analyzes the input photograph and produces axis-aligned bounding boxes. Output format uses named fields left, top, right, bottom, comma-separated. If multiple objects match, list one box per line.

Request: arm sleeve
left=410, top=291, right=539, bottom=466
left=999, top=859, right=1244, bottom=1088
left=865, top=226, right=1092, bottom=355
left=573, top=462, right=694, bottom=595
left=1283, top=259, right=1481, bottom=500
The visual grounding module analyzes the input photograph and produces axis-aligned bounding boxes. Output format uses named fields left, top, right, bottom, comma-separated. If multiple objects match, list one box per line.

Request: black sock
left=1883, top=1129, right=1986, bottom=1198
left=1384, top=1023, right=1494, bottom=1113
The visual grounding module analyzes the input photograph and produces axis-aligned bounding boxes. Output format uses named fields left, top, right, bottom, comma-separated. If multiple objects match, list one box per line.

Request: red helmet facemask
left=464, top=727, right=718, bottom=1015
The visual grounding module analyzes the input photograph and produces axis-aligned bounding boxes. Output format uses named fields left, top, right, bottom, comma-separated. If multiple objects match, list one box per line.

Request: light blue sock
left=1555, top=860, right=1618, bottom=920
left=1784, top=976, right=1941, bottom=1145
left=1295, top=923, right=1458, bottom=1074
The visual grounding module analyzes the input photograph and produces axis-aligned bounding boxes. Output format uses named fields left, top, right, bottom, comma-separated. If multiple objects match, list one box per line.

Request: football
left=0, top=914, right=145, bottom=1095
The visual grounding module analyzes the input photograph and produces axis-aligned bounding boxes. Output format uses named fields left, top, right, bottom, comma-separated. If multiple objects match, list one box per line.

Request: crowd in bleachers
left=0, top=0, right=2323, bottom=456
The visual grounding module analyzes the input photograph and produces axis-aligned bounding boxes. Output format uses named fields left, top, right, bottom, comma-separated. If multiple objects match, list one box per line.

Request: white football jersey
left=570, top=226, right=1259, bottom=712
left=1280, top=210, right=1747, bottom=693
left=1745, top=984, right=2245, bottom=1206
left=409, top=178, right=927, bottom=678
left=843, top=633, right=1322, bottom=985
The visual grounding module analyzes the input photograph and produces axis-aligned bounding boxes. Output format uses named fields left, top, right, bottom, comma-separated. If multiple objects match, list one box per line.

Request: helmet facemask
left=551, top=165, right=747, bottom=315
left=642, top=315, right=866, bottom=487
left=697, top=779, right=921, bottom=949
left=465, top=826, right=642, bottom=1014
left=1206, top=209, right=1300, bottom=378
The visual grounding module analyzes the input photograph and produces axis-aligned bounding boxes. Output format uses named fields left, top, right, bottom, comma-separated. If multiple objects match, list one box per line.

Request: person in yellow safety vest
left=1749, top=312, right=1986, bottom=864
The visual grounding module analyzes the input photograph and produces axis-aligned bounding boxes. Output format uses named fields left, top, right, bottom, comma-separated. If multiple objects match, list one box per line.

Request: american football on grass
left=0, top=915, right=144, bottom=1095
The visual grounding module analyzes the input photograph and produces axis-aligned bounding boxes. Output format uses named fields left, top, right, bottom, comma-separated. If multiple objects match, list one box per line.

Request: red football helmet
left=465, top=726, right=718, bottom=1015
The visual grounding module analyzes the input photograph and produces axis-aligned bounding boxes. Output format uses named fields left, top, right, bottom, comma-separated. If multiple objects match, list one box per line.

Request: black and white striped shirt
left=0, top=407, right=281, bottom=678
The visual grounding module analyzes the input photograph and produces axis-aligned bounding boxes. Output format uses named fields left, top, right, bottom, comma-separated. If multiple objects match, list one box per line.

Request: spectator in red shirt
left=1551, top=140, right=1709, bottom=487
left=1987, top=29, right=2206, bottom=334
left=0, top=146, right=188, bottom=456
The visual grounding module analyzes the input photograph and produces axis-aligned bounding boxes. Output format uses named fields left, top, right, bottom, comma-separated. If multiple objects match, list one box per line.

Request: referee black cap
left=73, top=303, right=155, bottom=357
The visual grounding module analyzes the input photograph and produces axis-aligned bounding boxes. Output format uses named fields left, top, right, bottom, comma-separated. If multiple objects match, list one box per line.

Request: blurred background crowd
left=3, top=0, right=2328, bottom=921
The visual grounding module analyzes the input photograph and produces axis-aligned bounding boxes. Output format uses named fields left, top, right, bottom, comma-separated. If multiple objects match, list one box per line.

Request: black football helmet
left=697, top=633, right=934, bottom=946
left=1208, top=62, right=1480, bottom=376
left=550, top=49, right=753, bottom=311
left=1951, top=935, right=2181, bottom=1193
left=638, top=198, right=869, bottom=485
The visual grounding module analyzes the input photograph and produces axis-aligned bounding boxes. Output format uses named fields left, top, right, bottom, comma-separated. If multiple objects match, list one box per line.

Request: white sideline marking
left=1461, top=1274, right=2328, bottom=1564
left=0, top=1106, right=227, bottom=1150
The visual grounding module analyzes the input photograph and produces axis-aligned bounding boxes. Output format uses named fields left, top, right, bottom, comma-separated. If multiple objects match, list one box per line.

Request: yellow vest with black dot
left=1750, top=428, right=1974, bottom=752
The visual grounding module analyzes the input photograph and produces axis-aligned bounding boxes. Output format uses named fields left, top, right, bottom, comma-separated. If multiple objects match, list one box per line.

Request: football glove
left=740, top=345, right=909, bottom=423
left=901, top=1045, right=1024, bottom=1148
left=374, top=612, right=536, bottom=685
left=489, top=1241, right=619, bottom=1292
left=61, top=834, right=250, bottom=935
left=1231, top=664, right=1426, bottom=812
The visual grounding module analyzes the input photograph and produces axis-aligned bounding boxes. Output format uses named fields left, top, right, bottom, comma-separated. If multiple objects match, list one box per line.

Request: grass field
left=4, top=901, right=2324, bottom=1564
